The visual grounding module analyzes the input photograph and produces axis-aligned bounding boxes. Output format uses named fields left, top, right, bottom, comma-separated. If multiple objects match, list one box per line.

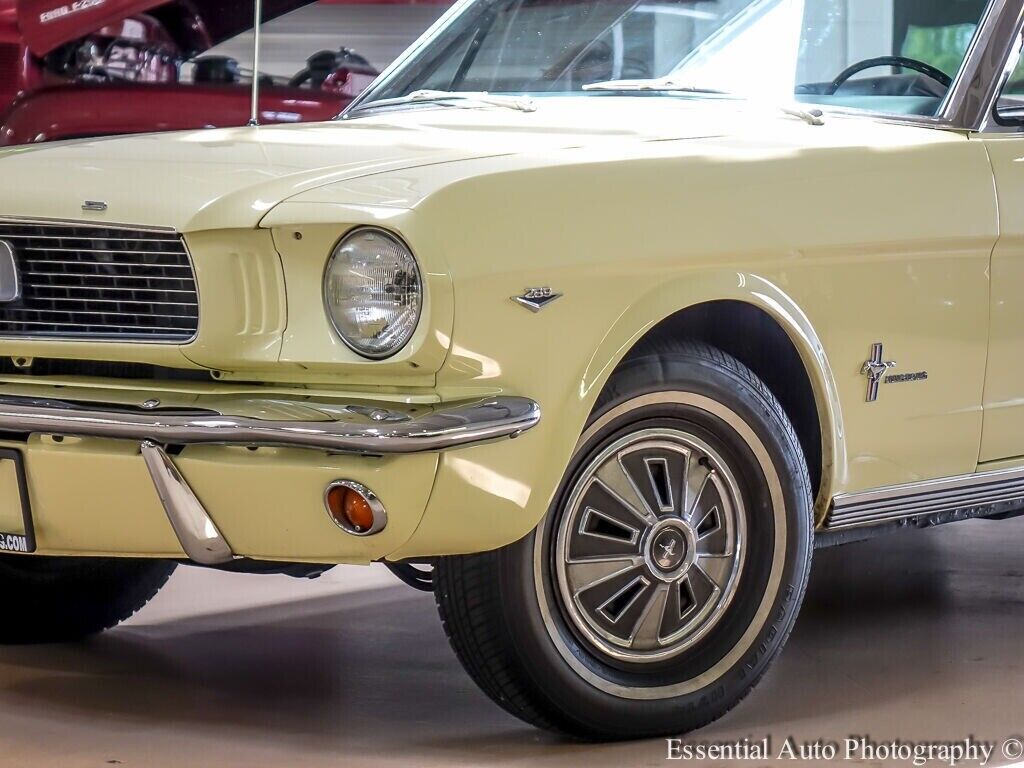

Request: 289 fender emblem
left=512, top=287, right=562, bottom=312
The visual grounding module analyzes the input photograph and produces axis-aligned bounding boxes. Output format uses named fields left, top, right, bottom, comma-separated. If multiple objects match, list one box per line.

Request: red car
left=0, top=0, right=382, bottom=146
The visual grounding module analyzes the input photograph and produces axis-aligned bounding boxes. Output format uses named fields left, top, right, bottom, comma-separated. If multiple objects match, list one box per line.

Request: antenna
left=248, top=0, right=264, bottom=126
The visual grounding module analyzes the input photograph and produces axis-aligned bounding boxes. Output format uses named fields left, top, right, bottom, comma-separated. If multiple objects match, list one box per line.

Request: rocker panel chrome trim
left=827, top=465, right=1024, bottom=530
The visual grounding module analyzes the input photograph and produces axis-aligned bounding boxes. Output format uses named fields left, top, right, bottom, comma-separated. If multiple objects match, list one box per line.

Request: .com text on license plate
left=0, top=449, right=33, bottom=554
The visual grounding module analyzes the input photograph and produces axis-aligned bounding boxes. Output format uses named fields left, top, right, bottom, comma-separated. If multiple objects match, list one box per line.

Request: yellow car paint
left=0, top=97, right=1007, bottom=562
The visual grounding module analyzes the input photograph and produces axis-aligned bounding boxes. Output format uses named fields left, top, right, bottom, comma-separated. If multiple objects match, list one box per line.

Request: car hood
left=0, top=98, right=804, bottom=232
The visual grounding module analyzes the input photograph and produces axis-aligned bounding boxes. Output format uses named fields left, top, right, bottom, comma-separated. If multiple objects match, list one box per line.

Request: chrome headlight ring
left=323, top=227, right=423, bottom=360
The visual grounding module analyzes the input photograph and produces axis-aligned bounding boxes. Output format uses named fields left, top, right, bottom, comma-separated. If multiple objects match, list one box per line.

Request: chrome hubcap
left=554, top=428, right=746, bottom=663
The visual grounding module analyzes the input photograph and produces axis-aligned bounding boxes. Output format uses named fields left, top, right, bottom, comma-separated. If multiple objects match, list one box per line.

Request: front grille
left=0, top=219, right=199, bottom=342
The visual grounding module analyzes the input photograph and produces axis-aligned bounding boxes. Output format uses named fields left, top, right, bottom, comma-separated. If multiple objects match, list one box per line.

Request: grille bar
left=11, top=309, right=196, bottom=319
left=23, top=260, right=193, bottom=268
left=25, top=285, right=197, bottom=295
left=0, top=235, right=182, bottom=242
left=0, top=220, right=199, bottom=342
left=2, top=321, right=195, bottom=332
left=35, top=297, right=198, bottom=307
left=23, top=272, right=195, bottom=281
left=21, top=247, right=189, bottom=255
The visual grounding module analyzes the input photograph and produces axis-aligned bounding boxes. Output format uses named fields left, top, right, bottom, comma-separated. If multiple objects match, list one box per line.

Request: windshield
left=352, top=0, right=991, bottom=118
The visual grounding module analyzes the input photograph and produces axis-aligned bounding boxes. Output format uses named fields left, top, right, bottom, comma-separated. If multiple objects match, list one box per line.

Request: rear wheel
left=435, top=342, right=814, bottom=739
left=0, top=556, right=176, bottom=644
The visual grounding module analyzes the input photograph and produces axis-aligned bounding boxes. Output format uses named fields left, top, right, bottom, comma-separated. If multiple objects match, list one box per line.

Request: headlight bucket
left=323, top=227, right=423, bottom=359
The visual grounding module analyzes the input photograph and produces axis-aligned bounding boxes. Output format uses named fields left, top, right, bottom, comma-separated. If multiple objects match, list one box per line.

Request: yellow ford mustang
left=0, top=0, right=1023, bottom=741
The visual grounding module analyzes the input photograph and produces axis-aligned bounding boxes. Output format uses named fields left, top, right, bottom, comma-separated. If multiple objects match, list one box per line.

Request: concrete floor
left=0, top=518, right=1021, bottom=767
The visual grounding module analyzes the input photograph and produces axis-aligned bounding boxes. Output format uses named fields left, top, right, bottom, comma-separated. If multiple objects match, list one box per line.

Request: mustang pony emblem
left=652, top=528, right=687, bottom=571
left=861, top=343, right=897, bottom=403
left=861, top=343, right=929, bottom=402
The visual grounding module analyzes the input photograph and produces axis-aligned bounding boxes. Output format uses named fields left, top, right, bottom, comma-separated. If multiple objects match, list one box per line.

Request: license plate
left=0, top=450, right=34, bottom=554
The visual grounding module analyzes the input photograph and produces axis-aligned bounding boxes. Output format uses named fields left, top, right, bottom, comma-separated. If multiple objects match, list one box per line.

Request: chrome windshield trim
left=344, top=0, right=477, bottom=116
left=0, top=395, right=540, bottom=454
left=943, top=0, right=1024, bottom=131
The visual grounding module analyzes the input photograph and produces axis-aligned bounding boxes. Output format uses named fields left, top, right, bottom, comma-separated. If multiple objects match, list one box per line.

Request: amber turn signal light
left=325, top=481, right=386, bottom=535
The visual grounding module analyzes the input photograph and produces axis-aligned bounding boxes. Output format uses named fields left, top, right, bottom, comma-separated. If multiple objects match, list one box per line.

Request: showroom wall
left=210, top=1, right=453, bottom=77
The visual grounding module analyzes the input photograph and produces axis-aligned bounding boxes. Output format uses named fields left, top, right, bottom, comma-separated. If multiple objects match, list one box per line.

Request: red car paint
left=0, top=0, right=381, bottom=146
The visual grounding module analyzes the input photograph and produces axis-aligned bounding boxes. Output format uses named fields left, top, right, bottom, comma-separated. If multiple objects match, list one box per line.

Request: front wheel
left=0, top=556, right=177, bottom=644
left=435, top=342, right=814, bottom=739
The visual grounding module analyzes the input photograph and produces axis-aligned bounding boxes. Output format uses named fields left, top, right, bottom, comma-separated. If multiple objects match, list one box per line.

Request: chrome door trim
left=940, top=0, right=1024, bottom=131
left=827, top=464, right=1024, bottom=530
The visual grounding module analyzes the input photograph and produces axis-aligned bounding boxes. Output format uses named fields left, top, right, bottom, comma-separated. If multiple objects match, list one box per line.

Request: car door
left=979, top=46, right=1024, bottom=463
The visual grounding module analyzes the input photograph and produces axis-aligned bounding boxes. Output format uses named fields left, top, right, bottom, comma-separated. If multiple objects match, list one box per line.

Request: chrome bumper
left=0, top=395, right=541, bottom=454
left=0, top=393, right=540, bottom=565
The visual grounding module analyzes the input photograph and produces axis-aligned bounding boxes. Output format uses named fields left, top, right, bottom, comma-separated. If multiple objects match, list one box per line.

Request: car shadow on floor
left=0, top=519, right=1020, bottom=766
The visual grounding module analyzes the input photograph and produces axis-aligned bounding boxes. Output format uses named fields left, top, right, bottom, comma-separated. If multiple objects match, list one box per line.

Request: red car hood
left=11, top=0, right=318, bottom=56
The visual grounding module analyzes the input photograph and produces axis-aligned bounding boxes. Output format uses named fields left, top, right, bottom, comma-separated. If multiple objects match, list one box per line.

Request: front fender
left=393, top=268, right=843, bottom=560
left=581, top=271, right=844, bottom=509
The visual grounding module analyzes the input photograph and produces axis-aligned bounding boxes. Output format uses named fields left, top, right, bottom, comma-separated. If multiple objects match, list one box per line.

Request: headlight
left=324, top=228, right=422, bottom=359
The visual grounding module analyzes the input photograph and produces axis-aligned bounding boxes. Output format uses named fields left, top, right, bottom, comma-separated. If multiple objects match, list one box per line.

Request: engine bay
left=44, top=15, right=184, bottom=84
left=40, top=12, right=378, bottom=91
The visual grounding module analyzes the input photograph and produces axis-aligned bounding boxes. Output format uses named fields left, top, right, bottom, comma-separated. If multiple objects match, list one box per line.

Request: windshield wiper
left=583, top=77, right=730, bottom=95
left=583, top=77, right=825, bottom=126
left=778, top=105, right=826, bottom=126
left=353, top=90, right=538, bottom=114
